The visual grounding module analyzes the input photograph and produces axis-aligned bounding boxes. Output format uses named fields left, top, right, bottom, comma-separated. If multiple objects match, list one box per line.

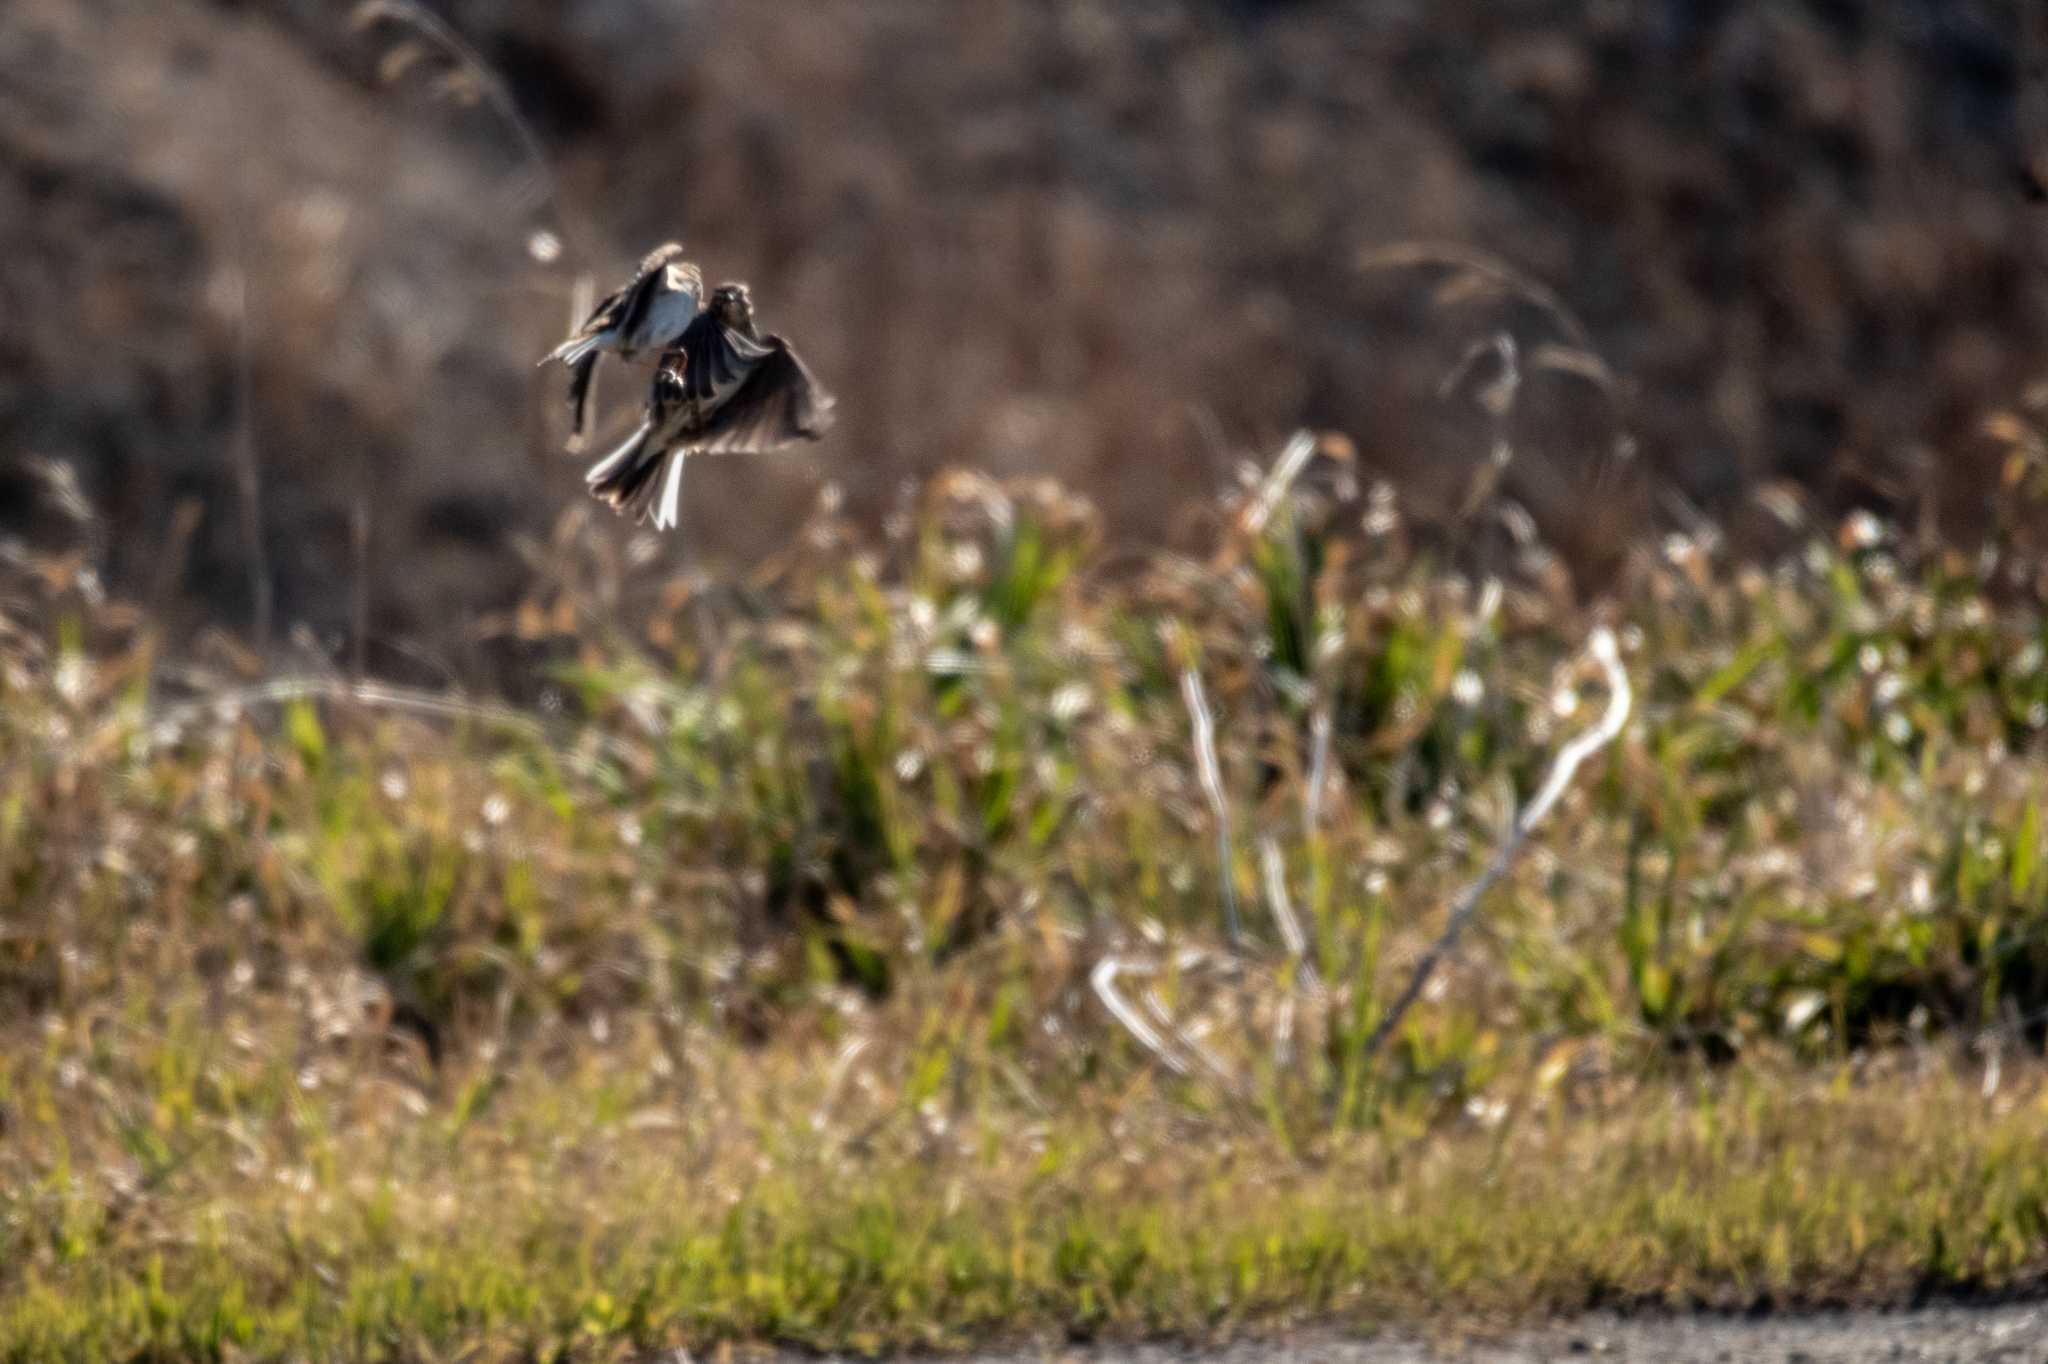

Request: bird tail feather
left=585, top=420, right=653, bottom=488
left=652, top=449, right=687, bottom=532
left=546, top=330, right=608, bottom=367
left=585, top=421, right=685, bottom=530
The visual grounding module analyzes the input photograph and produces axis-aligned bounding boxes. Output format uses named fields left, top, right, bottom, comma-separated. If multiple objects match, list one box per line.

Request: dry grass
left=10, top=405, right=2048, bottom=1356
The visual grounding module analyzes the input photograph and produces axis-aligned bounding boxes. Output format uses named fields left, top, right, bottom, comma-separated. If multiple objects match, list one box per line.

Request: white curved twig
left=1180, top=667, right=1242, bottom=947
left=1090, top=956, right=1187, bottom=1076
left=1363, top=626, right=1630, bottom=1060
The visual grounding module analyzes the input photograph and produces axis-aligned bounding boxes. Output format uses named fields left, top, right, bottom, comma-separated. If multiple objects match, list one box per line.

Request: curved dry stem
left=60, top=675, right=634, bottom=780
left=1362, top=625, right=1631, bottom=1062
left=1180, top=665, right=1243, bottom=947
left=351, top=0, right=565, bottom=236
left=1090, top=955, right=1189, bottom=1076
left=1357, top=242, right=1620, bottom=396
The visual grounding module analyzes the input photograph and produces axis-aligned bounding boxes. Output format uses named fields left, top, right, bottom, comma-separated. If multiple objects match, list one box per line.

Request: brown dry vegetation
left=2, top=0, right=2045, bottom=662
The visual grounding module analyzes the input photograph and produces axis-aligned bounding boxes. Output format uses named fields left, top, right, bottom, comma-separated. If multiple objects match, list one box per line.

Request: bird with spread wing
left=539, top=242, right=704, bottom=443
left=577, top=282, right=836, bottom=531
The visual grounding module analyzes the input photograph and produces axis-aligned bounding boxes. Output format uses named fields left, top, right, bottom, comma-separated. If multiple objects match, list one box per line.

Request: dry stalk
left=1357, top=241, right=1611, bottom=381
left=1090, top=955, right=1188, bottom=1076
left=1303, top=704, right=1333, bottom=834
left=225, top=259, right=271, bottom=657
left=1180, top=666, right=1242, bottom=947
left=138, top=676, right=549, bottom=749
left=1362, top=626, right=1631, bottom=1061
left=810, top=1035, right=871, bottom=1133
left=53, top=674, right=636, bottom=785
left=1238, top=429, right=1319, bottom=538
left=1257, top=835, right=1318, bottom=992
left=1090, top=951, right=1245, bottom=1095
left=351, top=0, right=564, bottom=230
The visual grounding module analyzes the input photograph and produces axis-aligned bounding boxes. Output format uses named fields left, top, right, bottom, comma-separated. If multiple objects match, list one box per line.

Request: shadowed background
left=2, top=0, right=2043, bottom=673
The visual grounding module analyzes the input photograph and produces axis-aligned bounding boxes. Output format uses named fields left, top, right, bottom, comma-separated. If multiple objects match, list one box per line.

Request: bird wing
left=539, top=281, right=626, bottom=367
left=686, top=337, right=836, bottom=454
left=601, top=244, right=686, bottom=335
left=565, top=350, right=601, bottom=442
left=543, top=248, right=679, bottom=363
left=637, top=241, right=685, bottom=274
left=668, top=310, right=778, bottom=407
left=605, top=257, right=679, bottom=348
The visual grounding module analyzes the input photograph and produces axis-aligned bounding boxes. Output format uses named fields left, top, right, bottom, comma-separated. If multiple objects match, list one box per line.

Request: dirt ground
left=892, top=1302, right=2048, bottom=1363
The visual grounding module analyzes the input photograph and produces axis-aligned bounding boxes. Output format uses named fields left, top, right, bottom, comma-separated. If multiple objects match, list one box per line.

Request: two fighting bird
left=542, top=243, right=834, bottom=531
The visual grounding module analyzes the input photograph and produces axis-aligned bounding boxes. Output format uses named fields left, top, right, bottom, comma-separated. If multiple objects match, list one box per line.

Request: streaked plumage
left=540, top=242, right=704, bottom=441
left=584, top=283, right=835, bottom=531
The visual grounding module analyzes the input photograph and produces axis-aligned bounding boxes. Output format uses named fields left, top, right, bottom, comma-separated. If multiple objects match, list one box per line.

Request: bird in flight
left=580, top=282, right=835, bottom=532
left=540, top=242, right=704, bottom=442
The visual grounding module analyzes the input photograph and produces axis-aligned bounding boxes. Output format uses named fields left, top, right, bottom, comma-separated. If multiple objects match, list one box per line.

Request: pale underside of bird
left=540, top=241, right=704, bottom=443
left=566, top=280, right=836, bottom=532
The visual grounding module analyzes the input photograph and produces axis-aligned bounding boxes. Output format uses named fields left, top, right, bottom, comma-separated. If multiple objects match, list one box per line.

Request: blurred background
left=3, top=0, right=2044, bottom=679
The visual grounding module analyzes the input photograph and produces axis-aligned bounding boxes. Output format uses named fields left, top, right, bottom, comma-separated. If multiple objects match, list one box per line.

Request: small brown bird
left=540, top=242, right=705, bottom=441
left=583, top=283, right=836, bottom=531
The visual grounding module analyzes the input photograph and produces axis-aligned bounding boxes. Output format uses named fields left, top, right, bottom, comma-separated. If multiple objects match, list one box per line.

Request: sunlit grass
left=3, top=1045, right=2047, bottom=1359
